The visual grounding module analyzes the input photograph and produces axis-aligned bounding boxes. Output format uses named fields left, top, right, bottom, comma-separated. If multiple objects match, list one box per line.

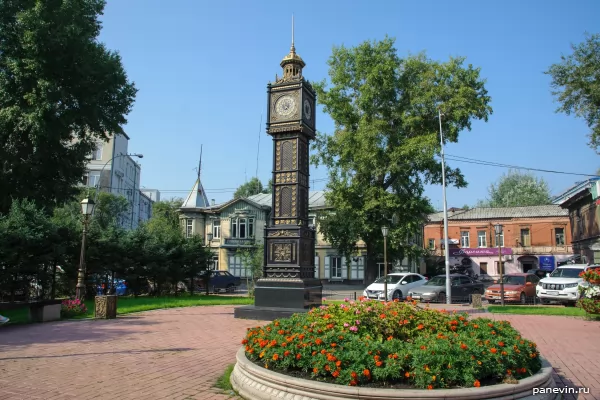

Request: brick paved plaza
left=0, top=306, right=599, bottom=400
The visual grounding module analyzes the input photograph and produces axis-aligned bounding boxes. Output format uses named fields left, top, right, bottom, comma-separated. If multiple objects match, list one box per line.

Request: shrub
left=242, top=299, right=542, bottom=389
left=61, top=299, right=88, bottom=318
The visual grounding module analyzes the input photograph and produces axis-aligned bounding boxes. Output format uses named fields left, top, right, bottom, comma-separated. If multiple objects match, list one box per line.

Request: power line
left=444, top=154, right=599, bottom=178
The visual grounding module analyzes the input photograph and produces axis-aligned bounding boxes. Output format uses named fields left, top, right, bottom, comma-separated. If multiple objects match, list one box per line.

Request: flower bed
left=577, top=269, right=600, bottom=315
left=242, top=299, right=542, bottom=390
left=60, top=299, right=88, bottom=318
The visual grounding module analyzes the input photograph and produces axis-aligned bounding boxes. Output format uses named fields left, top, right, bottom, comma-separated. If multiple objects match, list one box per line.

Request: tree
left=0, top=0, right=137, bottom=214
left=152, top=198, right=184, bottom=227
left=476, top=170, right=552, bottom=208
left=546, top=33, right=600, bottom=153
left=312, top=37, right=492, bottom=282
left=234, top=177, right=271, bottom=199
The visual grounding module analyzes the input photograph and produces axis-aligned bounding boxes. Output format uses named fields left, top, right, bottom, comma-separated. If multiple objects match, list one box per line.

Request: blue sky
left=99, top=0, right=599, bottom=208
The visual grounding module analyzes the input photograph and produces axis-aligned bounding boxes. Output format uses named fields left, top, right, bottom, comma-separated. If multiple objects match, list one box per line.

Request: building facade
left=178, top=188, right=423, bottom=284
left=553, top=178, right=600, bottom=264
left=424, top=205, right=572, bottom=277
left=82, top=133, right=150, bottom=229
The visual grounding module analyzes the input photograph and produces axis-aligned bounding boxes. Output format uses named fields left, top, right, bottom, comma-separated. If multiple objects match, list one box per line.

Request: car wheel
left=226, top=283, right=235, bottom=293
left=438, top=292, right=446, bottom=303
left=392, top=290, right=402, bottom=300
left=520, top=292, right=527, bottom=305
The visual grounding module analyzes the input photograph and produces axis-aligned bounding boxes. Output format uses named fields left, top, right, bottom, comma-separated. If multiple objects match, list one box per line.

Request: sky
left=98, top=0, right=599, bottom=209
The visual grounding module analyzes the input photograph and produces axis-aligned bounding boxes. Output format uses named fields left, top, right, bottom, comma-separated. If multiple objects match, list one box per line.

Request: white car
left=363, top=273, right=428, bottom=301
left=536, top=264, right=600, bottom=306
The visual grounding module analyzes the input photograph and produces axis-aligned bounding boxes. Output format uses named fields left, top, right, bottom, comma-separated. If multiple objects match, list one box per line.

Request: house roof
left=247, top=190, right=328, bottom=209
left=427, top=205, right=568, bottom=223
left=180, top=178, right=210, bottom=209
left=552, top=177, right=599, bottom=208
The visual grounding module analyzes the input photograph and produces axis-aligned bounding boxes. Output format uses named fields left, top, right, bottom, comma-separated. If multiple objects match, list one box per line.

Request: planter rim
left=232, top=347, right=556, bottom=400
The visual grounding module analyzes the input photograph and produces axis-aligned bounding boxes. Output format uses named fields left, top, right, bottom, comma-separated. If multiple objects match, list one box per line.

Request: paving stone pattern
left=0, top=305, right=599, bottom=400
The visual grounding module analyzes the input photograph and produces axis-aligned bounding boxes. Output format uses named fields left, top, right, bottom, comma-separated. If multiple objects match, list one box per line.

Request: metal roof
left=247, top=190, right=328, bottom=209
left=427, top=205, right=568, bottom=222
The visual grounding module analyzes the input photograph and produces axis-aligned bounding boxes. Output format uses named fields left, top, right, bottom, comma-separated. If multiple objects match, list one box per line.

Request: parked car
left=363, top=273, right=428, bottom=300
left=408, top=274, right=484, bottom=303
left=199, top=270, right=241, bottom=293
left=536, top=264, right=600, bottom=306
left=484, top=273, right=540, bottom=304
left=526, top=268, right=549, bottom=280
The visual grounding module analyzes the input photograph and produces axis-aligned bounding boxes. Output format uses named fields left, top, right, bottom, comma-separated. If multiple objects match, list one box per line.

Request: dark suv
left=199, top=270, right=241, bottom=293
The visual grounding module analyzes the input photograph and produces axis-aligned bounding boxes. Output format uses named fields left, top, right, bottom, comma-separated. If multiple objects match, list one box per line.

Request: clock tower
left=234, top=19, right=322, bottom=320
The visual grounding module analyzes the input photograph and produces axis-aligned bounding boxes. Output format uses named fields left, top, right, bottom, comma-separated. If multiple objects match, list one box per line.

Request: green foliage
left=237, top=243, right=264, bottom=297
left=243, top=299, right=541, bottom=389
left=311, top=37, right=492, bottom=280
left=546, top=33, right=600, bottom=153
left=215, top=364, right=235, bottom=392
left=234, top=177, right=271, bottom=199
left=0, top=0, right=137, bottom=214
left=152, top=198, right=184, bottom=227
left=476, top=169, right=552, bottom=208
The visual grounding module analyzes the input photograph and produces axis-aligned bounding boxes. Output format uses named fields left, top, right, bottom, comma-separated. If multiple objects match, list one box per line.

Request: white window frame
left=314, top=256, right=320, bottom=278
left=495, top=232, right=504, bottom=247
left=460, top=231, right=470, bottom=248
left=91, top=143, right=103, bottom=160
left=186, top=219, right=193, bottom=238
left=210, top=255, right=219, bottom=270
left=349, top=256, right=365, bottom=280
left=521, top=228, right=531, bottom=246
left=86, top=171, right=101, bottom=188
left=477, top=231, right=487, bottom=248
left=212, top=220, right=221, bottom=239
left=232, top=217, right=254, bottom=238
left=331, top=256, right=343, bottom=279
left=428, top=239, right=435, bottom=250
left=555, top=228, right=565, bottom=246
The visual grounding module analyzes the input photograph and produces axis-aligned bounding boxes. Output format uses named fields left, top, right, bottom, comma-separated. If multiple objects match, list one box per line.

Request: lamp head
left=80, top=197, right=96, bottom=216
left=494, top=223, right=503, bottom=235
left=381, top=226, right=389, bottom=238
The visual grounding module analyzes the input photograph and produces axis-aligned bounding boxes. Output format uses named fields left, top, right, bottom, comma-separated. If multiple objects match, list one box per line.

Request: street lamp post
left=75, top=198, right=96, bottom=301
left=92, top=153, right=143, bottom=214
left=494, top=223, right=505, bottom=306
left=205, top=232, right=213, bottom=296
left=382, top=226, right=389, bottom=301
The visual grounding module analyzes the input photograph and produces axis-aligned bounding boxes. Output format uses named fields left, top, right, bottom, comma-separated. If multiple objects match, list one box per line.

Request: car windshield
left=500, top=276, right=525, bottom=285
left=549, top=268, right=583, bottom=278
left=425, top=277, right=446, bottom=286
left=373, top=275, right=404, bottom=284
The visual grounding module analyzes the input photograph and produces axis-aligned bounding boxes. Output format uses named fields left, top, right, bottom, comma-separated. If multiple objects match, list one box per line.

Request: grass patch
left=1, top=294, right=253, bottom=325
left=487, top=305, right=587, bottom=316
left=215, top=364, right=235, bottom=392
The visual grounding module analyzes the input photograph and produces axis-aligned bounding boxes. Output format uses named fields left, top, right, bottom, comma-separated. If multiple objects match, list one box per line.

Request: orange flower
left=417, top=324, right=424, bottom=330
left=349, top=380, right=358, bottom=386
left=336, top=360, right=342, bottom=367
left=315, top=339, right=323, bottom=345
left=387, top=336, right=394, bottom=341
left=284, top=351, right=290, bottom=357
left=498, top=341, right=505, bottom=347
left=488, top=323, right=493, bottom=328
left=501, top=351, right=508, bottom=356
left=363, top=369, right=371, bottom=377
left=380, top=313, right=386, bottom=319
left=312, top=351, right=317, bottom=356
left=432, top=375, right=436, bottom=381
left=331, top=343, right=337, bottom=348
left=278, top=329, right=285, bottom=335
left=320, top=349, right=326, bottom=355
left=507, top=369, right=512, bottom=375
left=405, top=371, right=410, bottom=378
left=477, top=360, right=482, bottom=365
left=313, top=367, right=319, bottom=374
left=375, top=361, right=383, bottom=367
left=325, top=365, right=331, bottom=371
left=473, top=324, right=479, bottom=329
left=427, top=385, right=433, bottom=390
left=474, top=379, right=481, bottom=387
left=296, top=353, right=301, bottom=360
left=420, top=345, right=427, bottom=350
left=460, top=343, right=468, bottom=350
left=351, top=371, right=358, bottom=379
left=490, top=348, right=498, bottom=354
left=332, top=370, right=340, bottom=378
left=241, top=339, right=249, bottom=344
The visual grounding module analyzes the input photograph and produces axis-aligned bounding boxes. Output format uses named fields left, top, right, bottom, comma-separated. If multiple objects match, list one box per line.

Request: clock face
left=275, top=95, right=297, bottom=117
left=303, top=99, right=312, bottom=120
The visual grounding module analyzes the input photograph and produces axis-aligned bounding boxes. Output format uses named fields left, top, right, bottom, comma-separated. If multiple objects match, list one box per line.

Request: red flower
left=490, top=348, right=498, bottom=354
left=417, top=324, right=424, bottom=330
left=460, top=343, right=468, bottom=350
left=474, top=379, right=481, bottom=387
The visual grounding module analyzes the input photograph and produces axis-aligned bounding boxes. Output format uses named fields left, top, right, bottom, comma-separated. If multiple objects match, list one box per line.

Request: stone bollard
left=95, top=295, right=117, bottom=319
left=471, top=293, right=483, bottom=308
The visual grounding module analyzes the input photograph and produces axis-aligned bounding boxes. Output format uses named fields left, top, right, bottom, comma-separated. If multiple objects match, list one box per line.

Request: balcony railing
left=224, top=237, right=255, bottom=246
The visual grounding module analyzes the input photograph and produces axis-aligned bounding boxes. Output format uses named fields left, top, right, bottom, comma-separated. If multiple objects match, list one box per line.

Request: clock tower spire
left=235, top=17, right=321, bottom=320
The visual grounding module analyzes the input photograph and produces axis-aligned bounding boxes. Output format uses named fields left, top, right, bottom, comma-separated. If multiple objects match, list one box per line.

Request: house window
left=460, top=231, right=470, bottom=248
left=212, top=220, right=221, bottom=239
left=555, top=228, right=565, bottom=246
left=520, top=229, right=531, bottom=246
left=495, top=232, right=504, bottom=247
left=477, top=231, right=487, bottom=247
left=84, top=171, right=101, bottom=188
left=228, top=254, right=250, bottom=277
left=479, top=262, right=488, bottom=274
left=428, top=239, right=435, bottom=250
left=232, top=218, right=254, bottom=238
left=210, top=256, right=219, bottom=270
left=349, top=256, right=365, bottom=280
left=91, top=143, right=103, bottom=160
left=186, top=219, right=193, bottom=238
left=331, top=256, right=343, bottom=279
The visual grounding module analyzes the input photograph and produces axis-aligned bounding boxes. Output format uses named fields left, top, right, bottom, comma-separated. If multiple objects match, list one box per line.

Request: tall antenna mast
left=292, top=14, right=294, bottom=48
left=198, top=145, right=203, bottom=182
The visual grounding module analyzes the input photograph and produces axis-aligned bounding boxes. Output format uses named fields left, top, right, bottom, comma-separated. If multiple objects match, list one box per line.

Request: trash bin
left=95, top=295, right=117, bottom=319
left=471, top=293, right=483, bottom=308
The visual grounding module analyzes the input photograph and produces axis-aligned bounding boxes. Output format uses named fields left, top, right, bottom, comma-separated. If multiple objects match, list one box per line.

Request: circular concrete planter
left=231, top=347, right=559, bottom=400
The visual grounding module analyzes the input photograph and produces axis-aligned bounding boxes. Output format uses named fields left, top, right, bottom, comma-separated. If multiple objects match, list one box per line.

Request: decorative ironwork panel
left=268, top=230, right=296, bottom=237
left=273, top=243, right=292, bottom=262
left=278, top=140, right=297, bottom=170
left=280, top=187, right=292, bottom=217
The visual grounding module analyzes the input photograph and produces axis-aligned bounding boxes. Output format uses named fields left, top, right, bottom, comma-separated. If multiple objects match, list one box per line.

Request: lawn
left=487, top=305, right=587, bottom=317
left=1, top=294, right=253, bottom=325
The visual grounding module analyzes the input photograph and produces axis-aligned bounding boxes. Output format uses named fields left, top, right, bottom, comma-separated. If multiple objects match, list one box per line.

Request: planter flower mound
left=61, top=299, right=88, bottom=318
left=242, top=299, right=542, bottom=389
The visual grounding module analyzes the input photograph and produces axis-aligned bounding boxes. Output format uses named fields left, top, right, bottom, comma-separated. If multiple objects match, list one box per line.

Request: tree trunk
left=365, top=241, right=378, bottom=284
left=51, top=260, right=57, bottom=299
